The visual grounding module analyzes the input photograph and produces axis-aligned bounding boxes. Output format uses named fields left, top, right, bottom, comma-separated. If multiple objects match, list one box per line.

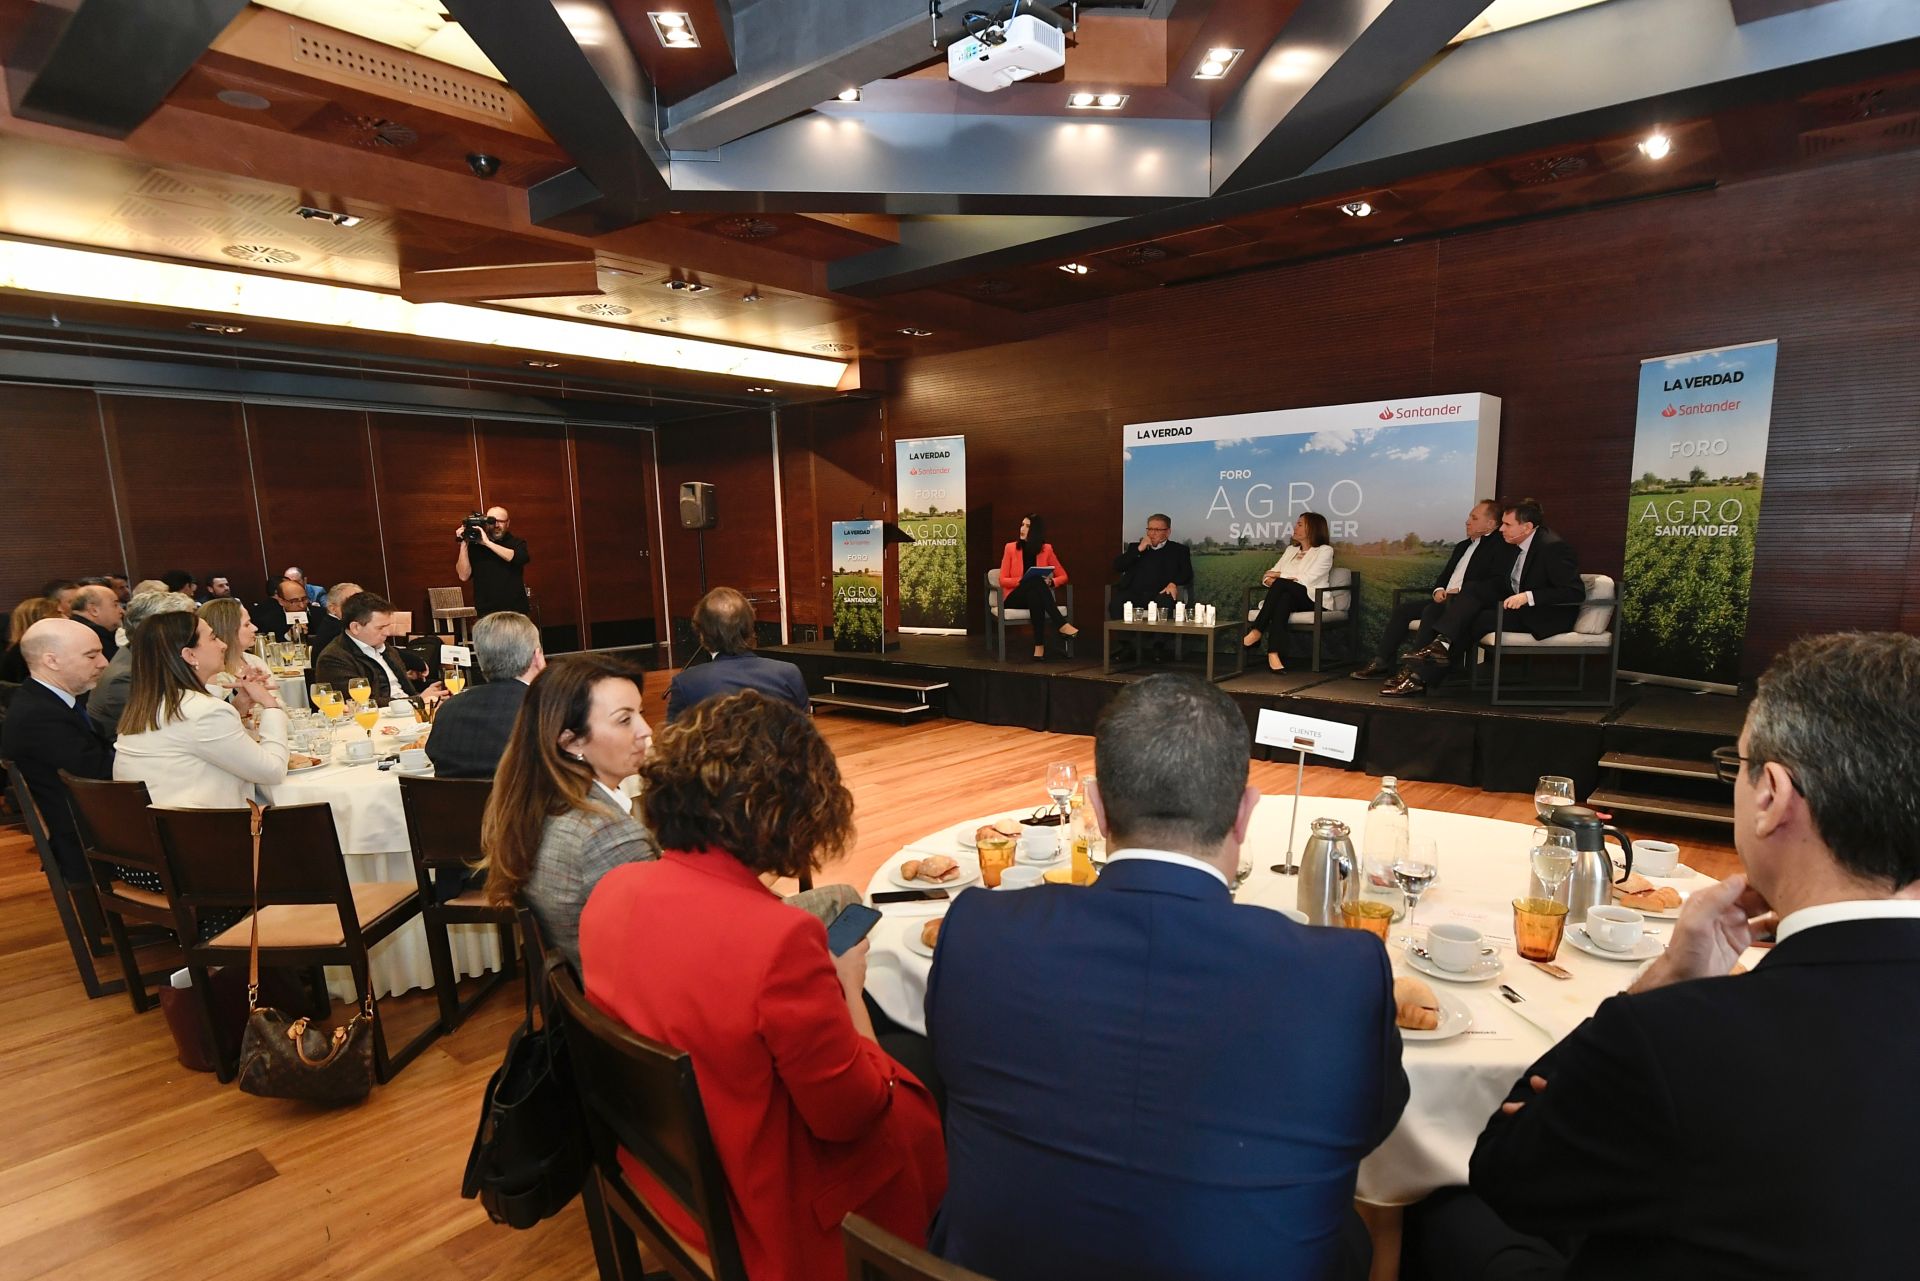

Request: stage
left=764, top=634, right=1750, bottom=800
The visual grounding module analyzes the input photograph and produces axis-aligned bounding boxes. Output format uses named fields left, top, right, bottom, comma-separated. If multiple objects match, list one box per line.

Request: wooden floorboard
left=0, top=670, right=1738, bottom=1278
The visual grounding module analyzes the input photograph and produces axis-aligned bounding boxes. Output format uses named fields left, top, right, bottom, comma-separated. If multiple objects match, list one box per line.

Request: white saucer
left=1014, top=842, right=1066, bottom=866
left=1406, top=947, right=1504, bottom=984
left=903, top=923, right=942, bottom=958
left=286, top=759, right=328, bottom=774
left=1566, top=925, right=1665, bottom=962
left=337, top=757, right=377, bottom=769
left=1401, top=989, right=1472, bottom=1042
left=888, top=852, right=981, bottom=891
left=1612, top=893, right=1685, bottom=920
left=1643, top=863, right=1697, bottom=880
left=394, top=764, right=434, bottom=777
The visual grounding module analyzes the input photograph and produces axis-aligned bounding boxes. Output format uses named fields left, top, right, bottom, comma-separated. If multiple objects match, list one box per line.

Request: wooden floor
left=0, top=676, right=1739, bottom=1280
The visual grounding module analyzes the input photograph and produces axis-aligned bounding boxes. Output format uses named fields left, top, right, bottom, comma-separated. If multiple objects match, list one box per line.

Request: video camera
left=461, top=511, right=496, bottom=544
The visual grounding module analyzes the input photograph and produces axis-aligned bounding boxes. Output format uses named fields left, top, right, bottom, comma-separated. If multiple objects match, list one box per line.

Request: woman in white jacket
left=1243, top=511, right=1335, bottom=673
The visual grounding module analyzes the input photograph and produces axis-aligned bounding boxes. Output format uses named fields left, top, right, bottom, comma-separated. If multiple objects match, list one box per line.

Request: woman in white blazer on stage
left=1244, top=511, right=1335, bottom=673
left=113, top=610, right=290, bottom=810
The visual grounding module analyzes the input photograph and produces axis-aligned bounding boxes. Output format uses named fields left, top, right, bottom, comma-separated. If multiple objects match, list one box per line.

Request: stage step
left=826, top=672, right=950, bottom=694
left=1598, top=751, right=1718, bottom=780
left=811, top=690, right=937, bottom=720
left=1587, top=788, right=1734, bottom=826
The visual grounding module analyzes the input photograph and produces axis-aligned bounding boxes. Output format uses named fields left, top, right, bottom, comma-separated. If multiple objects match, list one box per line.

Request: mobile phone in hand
left=825, top=904, right=882, bottom=956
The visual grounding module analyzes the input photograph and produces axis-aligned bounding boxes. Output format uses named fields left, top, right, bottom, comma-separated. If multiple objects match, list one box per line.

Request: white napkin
left=1494, top=980, right=1586, bottom=1043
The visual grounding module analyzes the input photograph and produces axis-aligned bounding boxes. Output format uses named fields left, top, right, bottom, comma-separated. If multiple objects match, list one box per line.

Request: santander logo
left=909, top=468, right=919, bottom=475
left=1377, top=407, right=1394, bottom=421
left=1661, top=404, right=1678, bottom=418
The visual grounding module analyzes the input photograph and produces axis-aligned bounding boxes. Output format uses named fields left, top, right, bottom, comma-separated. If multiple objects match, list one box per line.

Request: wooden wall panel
left=244, top=404, right=388, bottom=602
left=98, top=395, right=263, bottom=599
left=0, top=386, right=123, bottom=606
left=571, top=424, right=661, bottom=650
left=778, top=399, right=886, bottom=629
left=654, top=410, right=777, bottom=641
left=368, top=412, right=480, bottom=625
left=476, top=418, right=582, bottom=650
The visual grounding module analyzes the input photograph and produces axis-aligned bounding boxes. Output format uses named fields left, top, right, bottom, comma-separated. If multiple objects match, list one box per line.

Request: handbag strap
left=247, top=799, right=265, bottom=1013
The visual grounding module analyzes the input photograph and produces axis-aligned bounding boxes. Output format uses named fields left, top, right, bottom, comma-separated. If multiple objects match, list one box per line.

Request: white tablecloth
left=265, top=721, right=503, bottom=1001
left=863, top=796, right=1714, bottom=1205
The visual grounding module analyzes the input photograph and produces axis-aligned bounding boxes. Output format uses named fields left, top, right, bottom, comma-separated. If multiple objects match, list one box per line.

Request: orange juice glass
left=353, top=705, right=380, bottom=732
left=977, top=833, right=1015, bottom=889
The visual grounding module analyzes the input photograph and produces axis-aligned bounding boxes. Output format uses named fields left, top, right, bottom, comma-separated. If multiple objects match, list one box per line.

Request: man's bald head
left=21, top=618, right=109, bottom=695
left=72, top=584, right=123, bottom=628
left=327, top=583, right=363, bottom=619
left=274, top=578, right=305, bottom=607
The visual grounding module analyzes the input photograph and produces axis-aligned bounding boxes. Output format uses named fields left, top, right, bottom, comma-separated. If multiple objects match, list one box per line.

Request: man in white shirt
left=313, top=591, right=445, bottom=703
left=1443, top=631, right=1920, bottom=1279
left=1354, top=499, right=1515, bottom=679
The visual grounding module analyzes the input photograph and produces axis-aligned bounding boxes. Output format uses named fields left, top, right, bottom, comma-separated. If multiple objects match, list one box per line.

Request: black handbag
left=461, top=961, right=587, bottom=1227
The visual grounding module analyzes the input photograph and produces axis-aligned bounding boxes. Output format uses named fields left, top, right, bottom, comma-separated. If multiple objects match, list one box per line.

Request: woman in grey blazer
left=481, top=654, right=658, bottom=971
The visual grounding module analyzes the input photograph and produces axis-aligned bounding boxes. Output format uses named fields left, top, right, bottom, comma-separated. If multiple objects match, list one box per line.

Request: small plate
left=1612, top=893, right=1685, bottom=920
left=286, top=758, right=328, bottom=774
left=1406, top=947, right=1504, bottom=984
left=957, top=819, right=1041, bottom=850
left=902, top=921, right=943, bottom=959
left=888, top=852, right=980, bottom=891
left=1566, top=925, right=1665, bottom=962
left=1645, top=863, right=1697, bottom=881
left=394, top=764, right=434, bottom=777
left=1014, top=841, right=1066, bottom=866
left=1400, top=989, right=1472, bottom=1042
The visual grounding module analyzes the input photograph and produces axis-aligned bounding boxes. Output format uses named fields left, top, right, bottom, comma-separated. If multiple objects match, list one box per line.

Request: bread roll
left=920, top=919, right=942, bottom=949
left=1615, top=885, right=1682, bottom=912
left=900, top=858, right=922, bottom=882
left=1394, top=977, right=1441, bottom=1031
left=915, top=855, right=959, bottom=882
left=1617, top=871, right=1653, bottom=896
left=975, top=822, right=1019, bottom=846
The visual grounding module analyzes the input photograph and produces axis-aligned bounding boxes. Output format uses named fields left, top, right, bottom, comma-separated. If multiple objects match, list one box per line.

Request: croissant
left=1394, top=977, right=1441, bottom=1031
left=920, top=919, right=943, bottom=949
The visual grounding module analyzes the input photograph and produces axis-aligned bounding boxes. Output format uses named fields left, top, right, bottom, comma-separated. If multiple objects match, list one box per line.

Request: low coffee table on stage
left=1104, top=616, right=1246, bottom=683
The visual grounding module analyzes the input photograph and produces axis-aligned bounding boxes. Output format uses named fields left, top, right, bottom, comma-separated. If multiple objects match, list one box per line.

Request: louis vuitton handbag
left=234, top=801, right=376, bottom=1106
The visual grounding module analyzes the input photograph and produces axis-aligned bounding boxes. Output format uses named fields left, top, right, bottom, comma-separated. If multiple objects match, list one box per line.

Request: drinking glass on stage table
left=347, top=676, right=373, bottom=707
left=1513, top=897, right=1570, bottom=961
left=978, top=832, right=1015, bottom=889
left=443, top=666, right=466, bottom=696
left=1392, top=836, right=1440, bottom=946
left=1534, top=775, right=1576, bottom=824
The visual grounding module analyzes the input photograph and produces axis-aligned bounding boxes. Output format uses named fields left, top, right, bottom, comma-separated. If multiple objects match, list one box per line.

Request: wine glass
left=1392, top=835, right=1439, bottom=946
left=1530, top=825, right=1576, bottom=904
left=1534, top=775, right=1576, bottom=823
left=1044, top=762, right=1077, bottom=818
left=309, top=682, right=334, bottom=714
left=347, top=676, right=373, bottom=707
left=443, top=665, right=466, bottom=695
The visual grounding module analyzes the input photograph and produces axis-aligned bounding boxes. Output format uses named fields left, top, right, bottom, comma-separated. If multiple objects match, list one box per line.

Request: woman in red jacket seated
left=998, top=512, right=1079, bottom=660
left=579, top=690, right=946, bottom=1281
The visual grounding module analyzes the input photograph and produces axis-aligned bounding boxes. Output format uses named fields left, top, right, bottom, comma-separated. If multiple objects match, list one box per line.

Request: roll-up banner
left=1122, top=395, right=1500, bottom=660
left=894, top=434, right=968, bottom=634
left=831, top=519, right=885, bottom=651
left=1622, top=340, right=1777, bottom=692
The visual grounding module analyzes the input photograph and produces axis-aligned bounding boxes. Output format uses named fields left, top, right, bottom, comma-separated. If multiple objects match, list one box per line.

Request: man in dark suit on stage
left=926, top=673, right=1407, bottom=1281
left=1108, top=512, right=1194, bottom=619
left=314, top=592, right=445, bottom=703
left=1429, top=632, right=1920, bottom=1280
left=1353, top=499, right=1516, bottom=680
left=2, top=619, right=112, bottom=881
left=426, top=611, right=542, bottom=778
left=665, top=587, right=808, bottom=723
left=1381, top=499, right=1584, bottom=697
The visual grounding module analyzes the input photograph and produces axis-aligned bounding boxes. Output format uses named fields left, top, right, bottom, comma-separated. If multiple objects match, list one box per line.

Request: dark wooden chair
left=843, top=1215, right=999, bottom=1281
left=397, top=774, right=518, bottom=1034
left=4, top=759, right=126, bottom=999
left=60, top=773, right=184, bottom=1013
left=151, top=801, right=434, bottom=1084
left=549, top=964, right=748, bottom=1281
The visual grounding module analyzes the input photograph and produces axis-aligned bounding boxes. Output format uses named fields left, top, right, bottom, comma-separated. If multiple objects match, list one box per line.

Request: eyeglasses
left=1712, top=744, right=1799, bottom=791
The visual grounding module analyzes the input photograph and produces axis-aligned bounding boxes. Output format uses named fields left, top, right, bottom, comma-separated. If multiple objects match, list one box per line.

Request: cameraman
left=453, top=505, right=531, bottom=618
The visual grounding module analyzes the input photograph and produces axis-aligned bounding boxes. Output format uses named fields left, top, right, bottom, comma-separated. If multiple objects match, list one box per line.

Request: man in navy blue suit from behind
left=926, top=673, right=1408, bottom=1281
left=664, top=586, right=810, bottom=723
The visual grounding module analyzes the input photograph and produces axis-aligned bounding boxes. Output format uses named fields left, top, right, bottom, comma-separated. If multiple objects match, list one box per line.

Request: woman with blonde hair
left=197, top=597, right=272, bottom=696
left=481, top=653, right=658, bottom=971
left=2, top=597, right=62, bottom=682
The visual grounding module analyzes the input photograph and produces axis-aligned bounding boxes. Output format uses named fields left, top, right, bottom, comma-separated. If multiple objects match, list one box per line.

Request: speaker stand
left=696, top=529, right=708, bottom=596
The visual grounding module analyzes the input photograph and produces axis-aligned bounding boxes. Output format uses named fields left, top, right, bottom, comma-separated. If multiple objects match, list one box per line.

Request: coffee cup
left=1426, top=922, right=1486, bottom=972
left=1634, top=840, right=1680, bottom=877
left=1585, top=905, right=1644, bottom=951
left=997, top=865, right=1045, bottom=891
left=398, top=747, right=429, bottom=773
left=344, top=739, right=374, bottom=764
left=1017, top=820, right=1061, bottom=863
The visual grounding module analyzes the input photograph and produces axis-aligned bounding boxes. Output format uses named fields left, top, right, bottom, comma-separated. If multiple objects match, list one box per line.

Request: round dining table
left=863, top=794, right=1714, bottom=1206
left=265, top=716, right=503, bottom=1001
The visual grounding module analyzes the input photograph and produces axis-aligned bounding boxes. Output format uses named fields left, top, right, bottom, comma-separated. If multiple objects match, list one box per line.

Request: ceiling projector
left=948, top=12, right=1065, bottom=92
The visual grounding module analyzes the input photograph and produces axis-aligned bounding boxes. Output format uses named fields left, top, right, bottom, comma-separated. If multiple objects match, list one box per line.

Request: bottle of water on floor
left=1361, top=776, right=1409, bottom=919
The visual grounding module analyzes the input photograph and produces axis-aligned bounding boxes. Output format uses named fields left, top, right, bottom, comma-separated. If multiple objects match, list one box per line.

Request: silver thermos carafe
left=1297, top=818, right=1356, bottom=926
left=1552, top=805, right=1634, bottom=923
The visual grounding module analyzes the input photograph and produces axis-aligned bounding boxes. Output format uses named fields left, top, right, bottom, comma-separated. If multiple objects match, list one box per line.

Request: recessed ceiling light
left=1058, top=262, right=1091, bottom=275
left=577, top=302, right=633, bottom=317
left=1340, top=200, right=1373, bottom=218
left=1194, top=48, right=1242, bottom=79
left=741, top=291, right=761, bottom=303
left=746, top=385, right=776, bottom=394
left=294, top=205, right=362, bottom=228
left=836, top=87, right=862, bottom=103
left=1637, top=130, right=1672, bottom=160
left=523, top=359, right=560, bottom=369
left=215, top=89, right=272, bottom=111
left=1067, top=92, right=1127, bottom=110
left=664, top=279, right=711, bottom=293
left=647, top=12, right=699, bottom=47
left=898, top=327, right=933, bottom=337
left=189, top=320, right=245, bottom=335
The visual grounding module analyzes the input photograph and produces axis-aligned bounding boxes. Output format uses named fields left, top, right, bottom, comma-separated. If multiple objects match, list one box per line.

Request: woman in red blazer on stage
left=579, top=690, right=946, bottom=1281
left=998, top=512, right=1078, bottom=660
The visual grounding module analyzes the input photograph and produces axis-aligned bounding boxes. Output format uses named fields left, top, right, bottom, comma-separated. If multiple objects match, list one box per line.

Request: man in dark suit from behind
left=1416, top=632, right=1920, bottom=1281
left=1382, top=499, right=1584, bottom=697
left=664, top=586, right=809, bottom=723
left=314, top=592, right=446, bottom=703
left=2, top=619, right=112, bottom=881
left=927, top=674, right=1408, bottom=1281
left=426, top=611, right=543, bottom=778
left=307, top=581, right=361, bottom=653
left=1353, top=499, right=1517, bottom=680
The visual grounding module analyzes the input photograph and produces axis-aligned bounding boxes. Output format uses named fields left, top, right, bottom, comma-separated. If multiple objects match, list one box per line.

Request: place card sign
left=284, top=610, right=309, bottom=627
left=440, top=643, right=473, bottom=667
left=1255, top=709, right=1357, bottom=763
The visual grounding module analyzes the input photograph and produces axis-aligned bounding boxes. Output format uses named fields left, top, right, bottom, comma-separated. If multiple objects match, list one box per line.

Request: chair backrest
left=984, top=568, right=1003, bottom=610
left=1324, top=566, right=1354, bottom=612
left=152, top=802, right=353, bottom=919
left=1574, top=574, right=1616, bottom=634
left=428, top=586, right=466, bottom=615
left=842, top=1215, right=998, bottom=1281
left=548, top=965, right=748, bottom=1281
left=398, top=775, right=492, bottom=891
left=3, top=760, right=59, bottom=877
left=61, top=774, right=166, bottom=888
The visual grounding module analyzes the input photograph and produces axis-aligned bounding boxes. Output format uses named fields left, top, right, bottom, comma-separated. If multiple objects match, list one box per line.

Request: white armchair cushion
left=987, top=568, right=1033, bottom=622
left=1245, top=567, right=1353, bottom=626
left=1573, top=574, right=1615, bottom=635
left=1479, top=628, right=1614, bottom=649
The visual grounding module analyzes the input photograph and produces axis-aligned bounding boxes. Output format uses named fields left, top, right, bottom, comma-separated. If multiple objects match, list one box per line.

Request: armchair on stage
left=984, top=569, right=1075, bottom=663
left=1240, top=569, right=1360, bottom=672
left=1470, top=573, right=1622, bottom=707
